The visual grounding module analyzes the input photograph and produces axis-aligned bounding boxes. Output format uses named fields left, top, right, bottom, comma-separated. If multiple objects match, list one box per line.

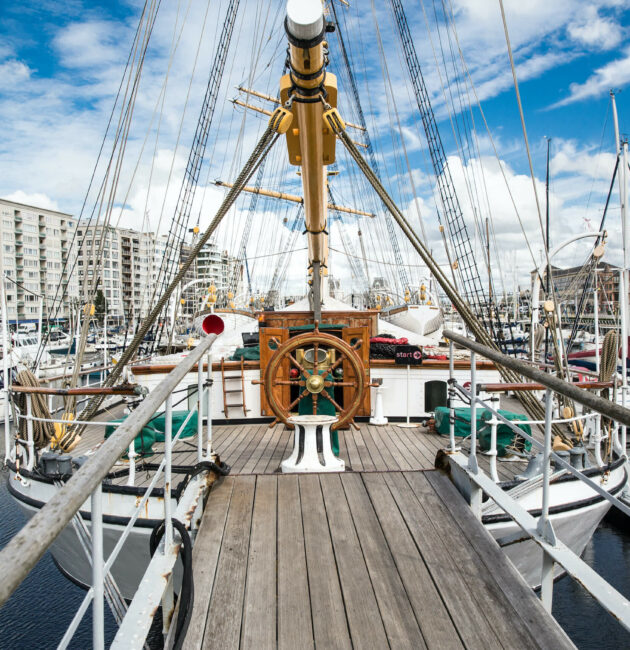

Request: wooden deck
left=181, top=470, right=573, bottom=649
left=74, top=411, right=539, bottom=488
left=72, top=409, right=574, bottom=648
left=209, top=420, right=538, bottom=481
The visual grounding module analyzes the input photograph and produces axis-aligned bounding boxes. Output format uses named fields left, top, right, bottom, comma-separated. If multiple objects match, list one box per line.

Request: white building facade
left=75, top=225, right=156, bottom=322
left=0, top=198, right=78, bottom=325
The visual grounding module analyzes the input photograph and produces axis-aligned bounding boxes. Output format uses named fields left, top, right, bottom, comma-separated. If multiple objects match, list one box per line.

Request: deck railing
left=444, top=330, right=630, bottom=631
left=0, top=331, right=220, bottom=649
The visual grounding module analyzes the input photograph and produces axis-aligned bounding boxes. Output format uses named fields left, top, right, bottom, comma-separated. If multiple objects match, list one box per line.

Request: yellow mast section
left=282, top=0, right=342, bottom=300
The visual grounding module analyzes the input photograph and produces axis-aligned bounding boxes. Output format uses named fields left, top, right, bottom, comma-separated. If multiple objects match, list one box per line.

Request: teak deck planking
left=181, top=470, right=574, bottom=650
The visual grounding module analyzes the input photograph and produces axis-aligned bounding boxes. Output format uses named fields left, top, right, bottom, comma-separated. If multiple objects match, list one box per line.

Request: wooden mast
left=282, top=0, right=338, bottom=321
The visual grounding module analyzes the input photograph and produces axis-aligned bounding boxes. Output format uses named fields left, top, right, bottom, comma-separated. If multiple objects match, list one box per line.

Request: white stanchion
left=370, top=381, right=388, bottom=425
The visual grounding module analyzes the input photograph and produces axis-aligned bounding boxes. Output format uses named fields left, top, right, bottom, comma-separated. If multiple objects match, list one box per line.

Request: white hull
left=8, top=470, right=179, bottom=600
left=484, top=461, right=627, bottom=589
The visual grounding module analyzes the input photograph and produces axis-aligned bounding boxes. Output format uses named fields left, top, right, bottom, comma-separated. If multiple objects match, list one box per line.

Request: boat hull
left=7, top=471, right=179, bottom=600
left=483, top=461, right=627, bottom=589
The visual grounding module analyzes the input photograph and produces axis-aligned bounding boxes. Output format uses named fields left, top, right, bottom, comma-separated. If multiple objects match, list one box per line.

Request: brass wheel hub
left=305, top=373, right=325, bottom=394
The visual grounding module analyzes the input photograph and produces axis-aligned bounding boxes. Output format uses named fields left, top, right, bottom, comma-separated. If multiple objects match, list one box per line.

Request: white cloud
left=0, top=60, right=31, bottom=88
left=53, top=20, right=129, bottom=70
left=552, top=46, right=630, bottom=106
left=551, top=139, right=617, bottom=180
left=567, top=6, right=623, bottom=50
left=4, top=191, right=60, bottom=212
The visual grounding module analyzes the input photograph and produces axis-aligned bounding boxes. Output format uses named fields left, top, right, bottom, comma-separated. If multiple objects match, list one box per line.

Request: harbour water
left=0, top=464, right=627, bottom=648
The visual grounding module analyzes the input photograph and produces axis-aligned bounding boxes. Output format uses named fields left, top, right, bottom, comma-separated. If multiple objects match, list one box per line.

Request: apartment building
left=0, top=198, right=78, bottom=324
left=197, top=241, right=242, bottom=292
left=75, top=225, right=156, bottom=321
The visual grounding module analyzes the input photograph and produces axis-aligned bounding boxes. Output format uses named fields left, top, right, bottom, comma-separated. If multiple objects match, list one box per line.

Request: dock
left=176, top=422, right=574, bottom=649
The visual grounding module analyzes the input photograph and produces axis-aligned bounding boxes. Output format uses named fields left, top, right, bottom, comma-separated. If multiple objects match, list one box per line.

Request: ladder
left=220, top=357, right=249, bottom=418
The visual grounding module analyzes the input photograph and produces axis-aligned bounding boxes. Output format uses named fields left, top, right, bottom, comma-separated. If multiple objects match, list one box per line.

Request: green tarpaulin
left=297, top=370, right=339, bottom=456
left=288, top=323, right=346, bottom=331
left=230, top=345, right=260, bottom=361
left=434, top=406, right=531, bottom=457
left=105, top=410, right=198, bottom=458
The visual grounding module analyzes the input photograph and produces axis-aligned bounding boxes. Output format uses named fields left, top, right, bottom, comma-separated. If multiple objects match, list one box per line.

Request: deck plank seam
left=379, top=472, right=473, bottom=649
left=335, top=474, right=395, bottom=648
left=296, top=475, right=319, bottom=648
left=406, top=471, right=541, bottom=649
left=423, top=471, right=570, bottom=649
left=347, top=473, right=431, bottom=648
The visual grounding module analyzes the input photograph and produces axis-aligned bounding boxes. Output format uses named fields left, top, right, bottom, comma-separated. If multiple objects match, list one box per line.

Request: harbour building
left=532, top=262, right=620, bottom=318
left=0, top=198, right=78, bottom=326
left=75, top=225, right=155, bottom=323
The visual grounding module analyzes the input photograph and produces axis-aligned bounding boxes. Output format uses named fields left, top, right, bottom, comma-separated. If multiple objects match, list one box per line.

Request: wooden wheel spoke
left=287, top=388, right=309, bottom=411
left=313, top=342, right=319, bottom=375
left=312, top=392, right=318, bottom=415
left=328, top=354, right=346, bottom=375
left=273, top=379, right=303, bottom=386
left=288, top=352, right=309, bottom=377
left=329, top=381, right=355, bottom=387
left=320, top=389, right=344, bottom=413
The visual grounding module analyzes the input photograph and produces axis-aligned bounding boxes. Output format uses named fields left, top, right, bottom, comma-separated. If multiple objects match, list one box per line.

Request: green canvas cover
left=479, top=410, right=532, bottom=457
left=434, top=406, right=531, bottom=457
left=297, top=370, right=339, bottom=456
left=288, top=323, right=346, bottom=331
left=230, top=345, right=260, bottom=361
left=105, top=410, right=198, bottom=458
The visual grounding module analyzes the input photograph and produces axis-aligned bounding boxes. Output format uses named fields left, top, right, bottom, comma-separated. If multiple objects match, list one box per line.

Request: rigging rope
left=74, top=120, right=282, bottom=432
left=34, top=0, right=162, bottom=369
left=327, top=109, right=571, bottom=442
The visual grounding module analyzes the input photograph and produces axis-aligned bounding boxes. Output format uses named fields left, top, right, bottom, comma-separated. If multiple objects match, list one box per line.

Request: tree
left=94, top=290, right=108, bottom=325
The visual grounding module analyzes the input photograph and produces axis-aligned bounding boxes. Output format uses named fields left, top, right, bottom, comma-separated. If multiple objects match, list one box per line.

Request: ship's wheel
left=260, top=325, right=365, bottom=430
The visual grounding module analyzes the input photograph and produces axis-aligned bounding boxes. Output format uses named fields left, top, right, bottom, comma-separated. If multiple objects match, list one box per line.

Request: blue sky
left=1, top=0, right=630, bottom=296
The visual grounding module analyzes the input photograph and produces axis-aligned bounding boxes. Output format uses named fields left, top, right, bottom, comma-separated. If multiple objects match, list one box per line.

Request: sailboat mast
left=545, top=138, right=551, bottom=363
left=612, top=90, right=629, bottom=450
left=486, top=217, right=491, bottom=306
left=283, top=1, right=334, bottom=320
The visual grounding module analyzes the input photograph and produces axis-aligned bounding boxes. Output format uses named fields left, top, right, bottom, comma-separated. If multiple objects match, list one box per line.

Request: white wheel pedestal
left=281, top=415, right=345, bottom=473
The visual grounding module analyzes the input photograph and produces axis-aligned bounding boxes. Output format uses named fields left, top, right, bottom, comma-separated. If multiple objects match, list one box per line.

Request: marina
left=2, top=0, right=630, bottom=648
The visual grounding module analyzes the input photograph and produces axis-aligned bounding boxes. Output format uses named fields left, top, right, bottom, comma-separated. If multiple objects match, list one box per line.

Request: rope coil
left=13, top=370, right=55, bottom=450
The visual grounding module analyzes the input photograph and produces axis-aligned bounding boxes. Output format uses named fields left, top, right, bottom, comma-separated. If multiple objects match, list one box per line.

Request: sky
left=1, top=0, right=630, bottom=301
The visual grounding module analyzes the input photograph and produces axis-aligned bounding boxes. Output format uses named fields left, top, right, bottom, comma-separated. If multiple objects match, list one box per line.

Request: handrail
left=443, top=338, right=630, bottom=628
left=479, top=380, right=615, bottom=392
left=444, top=329, right=630, bottom=428
left=0, top=331, right=220, bottom=609
left=10, top=385, right=143, bottom=396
